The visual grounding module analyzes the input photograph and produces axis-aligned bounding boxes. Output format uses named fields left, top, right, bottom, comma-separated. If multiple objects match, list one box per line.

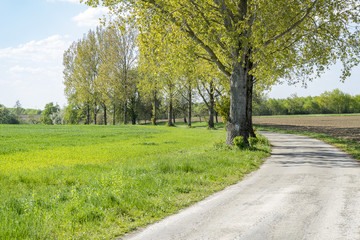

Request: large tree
left=85, top=0, right=360, bottom=144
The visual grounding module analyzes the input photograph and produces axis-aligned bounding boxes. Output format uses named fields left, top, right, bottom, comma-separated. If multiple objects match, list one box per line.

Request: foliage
left=254, top=89, right=360, bottom=116
left=0, top=124, right=270, bottom=239
left=215, top=95, right=230, bottom=124
left=63, top=104, right=83, bottom=124
left=84, top=0, right=360, bottom=145
left=63, top=25, right=138, bottom=125
left=233, top=136, right=246, bottom=149
left=40, top=102, right=60, bottom=125
left=0, top=105, right=19, bottom=124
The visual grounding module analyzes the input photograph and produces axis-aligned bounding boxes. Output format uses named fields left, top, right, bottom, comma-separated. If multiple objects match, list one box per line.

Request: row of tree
left=63, top=23, right=227, bottom=128
left=82, top=0, right=360, bottom=145
left=3, top=88, right=360, bottom=125
left=254, top=89, right=360, bottom=116
left=39, top=101, right=218, bottom=126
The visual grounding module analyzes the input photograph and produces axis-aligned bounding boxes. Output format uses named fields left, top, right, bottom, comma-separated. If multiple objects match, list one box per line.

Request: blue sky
left=0, top=0, right=359, bottom=109
left=0, top=0, right=108, bottom=109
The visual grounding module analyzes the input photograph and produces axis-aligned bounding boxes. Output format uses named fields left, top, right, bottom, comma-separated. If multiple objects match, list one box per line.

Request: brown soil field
left=253, top=115, right=360, bottom=142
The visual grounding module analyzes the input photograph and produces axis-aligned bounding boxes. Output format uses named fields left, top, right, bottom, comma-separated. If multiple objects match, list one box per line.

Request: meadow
left=0, top=124, right=270, bottom=239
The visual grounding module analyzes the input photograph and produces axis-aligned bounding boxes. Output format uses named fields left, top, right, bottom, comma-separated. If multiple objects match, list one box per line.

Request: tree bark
left=208, top=81, right=215, bottom=129
left=247, top=75, right=256, bottom=138
left=151, top=91, right=157, bottom=125
left=188, top=84, right=192, bottom=127
left=246, top=49, right=256, bottom=138
left=113, top=103, right=116, bottom=125
left=94, top=103, right=97, bottom=125
left=226, top=62, right=249, bottom=145
left=167, top=97, right=174, bottom=126
left=86, top=103, right=90, bottom=125
left=131, top=108, right=136, bottom=125
left=103, top=104, right=107, bottom=125
left=123, top=101, right=128, bottom=124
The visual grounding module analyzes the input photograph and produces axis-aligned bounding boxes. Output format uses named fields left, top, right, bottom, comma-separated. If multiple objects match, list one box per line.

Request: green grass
left=256, top=125, right=360, bottom=161
left=0, top=124, right=270, bottom=239
left=144, top=121, right=226, bottom=129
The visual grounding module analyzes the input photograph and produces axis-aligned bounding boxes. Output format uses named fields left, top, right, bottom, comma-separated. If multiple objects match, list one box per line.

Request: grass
left=256, top=125, right=360, bottom=161
left=144, top=120, right=226, bottom=129
left=0, top=124, right=270, bottom=239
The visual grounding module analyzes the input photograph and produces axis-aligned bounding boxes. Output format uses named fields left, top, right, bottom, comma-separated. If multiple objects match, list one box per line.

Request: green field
left=0, top=124, right=270, bottom=239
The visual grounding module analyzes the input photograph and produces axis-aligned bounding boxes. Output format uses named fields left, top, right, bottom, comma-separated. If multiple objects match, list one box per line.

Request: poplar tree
left=84, top=0, right=360, bottom=144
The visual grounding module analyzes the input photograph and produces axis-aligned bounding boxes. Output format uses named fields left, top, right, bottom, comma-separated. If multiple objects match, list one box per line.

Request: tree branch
left=263, top=0, right=318, bottom=47
left=146, top=0, right=231, bottom=77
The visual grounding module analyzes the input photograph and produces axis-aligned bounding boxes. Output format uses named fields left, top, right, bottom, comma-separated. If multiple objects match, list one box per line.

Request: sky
left=0, top=0, right=109, bottom=109
left=0, top=1, right=359, bottom=109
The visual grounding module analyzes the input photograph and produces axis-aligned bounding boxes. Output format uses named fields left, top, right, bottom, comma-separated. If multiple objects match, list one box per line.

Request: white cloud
left=0, top=35, right=71, bottom=63
left=0, top=35, right=71, bottom=108
left=72, top=7, right=109, bottom=27
left=9, top=66, right=42, bottom=74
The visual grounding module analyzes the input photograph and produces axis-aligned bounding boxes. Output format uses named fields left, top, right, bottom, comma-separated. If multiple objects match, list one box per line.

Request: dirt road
left=121, top=132, right=360, bottom=240
left=253, top=115, right=360, bottom=142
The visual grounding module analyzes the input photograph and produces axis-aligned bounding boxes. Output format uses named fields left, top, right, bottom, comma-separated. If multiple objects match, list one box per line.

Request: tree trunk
left=184, top=117, right=187, bottom=123
left=188, top=84, right=192, bottom=127
left=152, top=91, right=157, bottom=125
left=215, top=111, right=218, bottom=123
left=131, top=109, right=136, bottom=125
left=113, top=103, right=116, bottom=125
left=123, top=101, right=128, bottom=124
left=208, top=81, right=215, bottom=129
left=226, top=62, right=249, bottom=145
left=246, top=49, right=256, bottom=138
left=103, top=104, right=107, bottom=125
left=86, top=103, right=90, bottom=125
left=167, top=97, right=174, bottom=126
left=173, top=112, right=176, bottom=123
left=247, top=75, right=256, bottom=138
left=94, top=103, right=97, bottom=125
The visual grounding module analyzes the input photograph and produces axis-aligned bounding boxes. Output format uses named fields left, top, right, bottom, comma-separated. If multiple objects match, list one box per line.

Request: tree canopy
left=83, top=0, right=360, bottom=144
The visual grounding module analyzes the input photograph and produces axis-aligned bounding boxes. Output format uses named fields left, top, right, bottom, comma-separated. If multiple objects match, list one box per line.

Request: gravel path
left=121, top=132, right=360, bottom=240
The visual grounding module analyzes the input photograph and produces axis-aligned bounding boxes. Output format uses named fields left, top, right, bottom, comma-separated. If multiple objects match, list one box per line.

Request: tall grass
left=0, top=124, right=270, bottom=239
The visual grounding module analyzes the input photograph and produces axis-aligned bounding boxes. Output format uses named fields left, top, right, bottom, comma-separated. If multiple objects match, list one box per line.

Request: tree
left=85, top=0, right=360, bottom=144
left=64, top=29, right=102, bottom=125
left=0, top=104, right=19, bottom=124
left=14, top=100, right=24, bottom=116
left=40, top=102, right=60, bottom=125
left=320, top=89, right=352, bottom=114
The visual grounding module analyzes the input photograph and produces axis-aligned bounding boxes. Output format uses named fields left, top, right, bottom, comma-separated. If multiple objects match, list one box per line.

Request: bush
left=0, top=105, right=19, bottom=124
left=233, top=136, right=247, bottom=149
left=248, top=137, right=258, bottom=146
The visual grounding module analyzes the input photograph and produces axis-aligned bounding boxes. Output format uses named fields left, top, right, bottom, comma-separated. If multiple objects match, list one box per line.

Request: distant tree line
left=0, top=101, right=42, bottom=124
left=253, top=89, right=360, bottom=116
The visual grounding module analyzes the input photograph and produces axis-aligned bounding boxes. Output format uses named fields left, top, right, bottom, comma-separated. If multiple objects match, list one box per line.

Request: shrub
left=233, top=136, right=247, bottom=149
left=248, top=137, right=258, bottom=146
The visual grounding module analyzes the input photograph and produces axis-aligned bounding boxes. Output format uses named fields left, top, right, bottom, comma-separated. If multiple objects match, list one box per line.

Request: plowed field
left=253, top=115, right=360, bottom=142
